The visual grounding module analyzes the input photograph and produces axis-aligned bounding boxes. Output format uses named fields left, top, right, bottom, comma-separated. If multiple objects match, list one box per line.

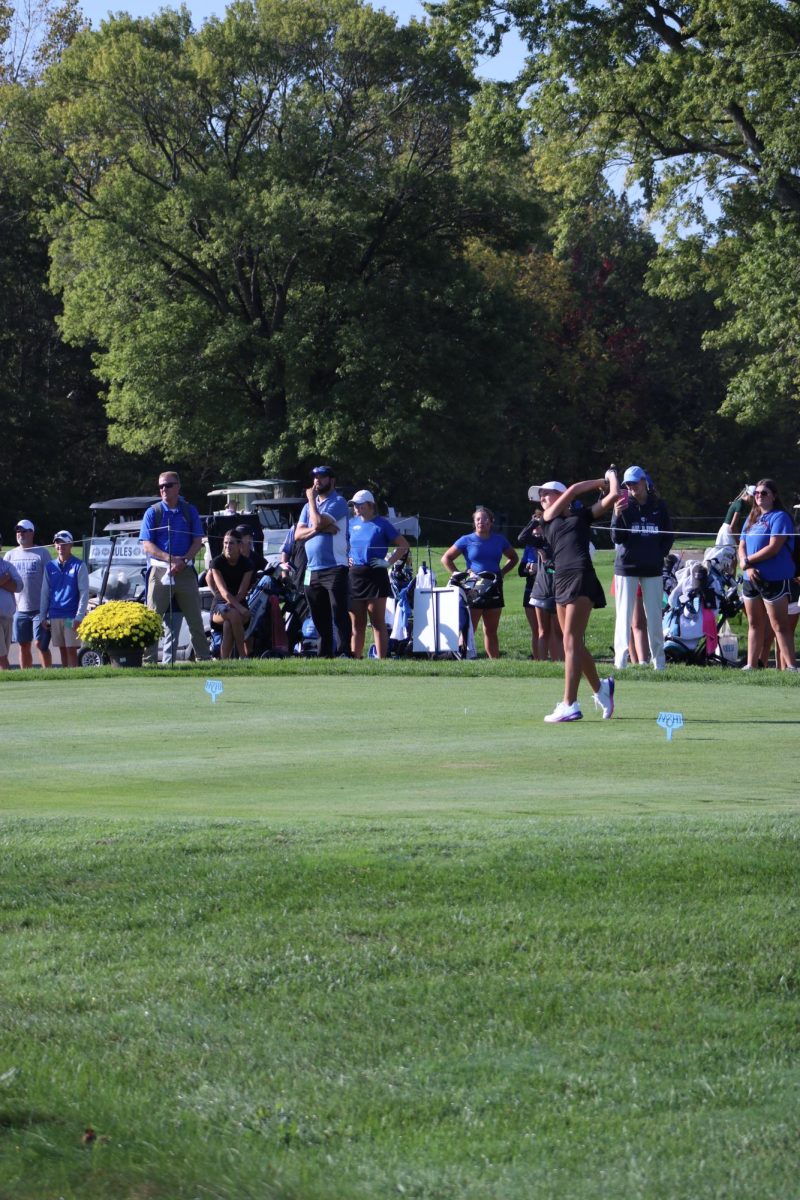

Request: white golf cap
left=529, top=481, right=567, bottom=500
left=53, top=529, right=74, bottom=543
left=349, top=489, right=375, bottom=505
left=15, top=519, right=35, bottom=531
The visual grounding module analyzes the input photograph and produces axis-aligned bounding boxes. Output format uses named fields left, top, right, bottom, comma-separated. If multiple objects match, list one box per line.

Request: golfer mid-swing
left=536, top=471, right=620, bottom=723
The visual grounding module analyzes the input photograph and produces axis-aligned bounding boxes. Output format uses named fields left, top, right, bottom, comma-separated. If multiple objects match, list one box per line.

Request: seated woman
left=442, top=507, right=518, bottom=659
left=208, top=531, right=254, bottom=659
left=348, top=490, right=410, bottom=658
left=234, top=524, right=266, bottom=574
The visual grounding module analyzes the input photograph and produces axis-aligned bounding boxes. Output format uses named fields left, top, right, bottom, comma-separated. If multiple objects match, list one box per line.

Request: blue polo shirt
left=453, top=532, right=511, bottom=574
left=742, top=509, right=795, bottom=581
left=299, top=492, right=349, bottom=570
left=141, top=498, right=203, bottom=564
left=42, top=556, right=89, bottom=620
left=349, top=516, right=399, bottom=565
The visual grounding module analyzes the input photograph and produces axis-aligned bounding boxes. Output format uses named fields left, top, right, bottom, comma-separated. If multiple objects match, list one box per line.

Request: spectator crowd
left=3, top=464, right=799, bottom=705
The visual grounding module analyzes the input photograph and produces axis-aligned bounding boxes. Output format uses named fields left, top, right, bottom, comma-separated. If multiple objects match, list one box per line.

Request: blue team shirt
left=742, top=509, right=796, bottom=580
left=42, top=556, right=89, bottom=619
left=453, top=531, right=512, bottom=574
left=349, top=515, right=399, bottom=565
left=140, top=498, right=203, bottom=561
left=299, top=492, right=349, bottom=570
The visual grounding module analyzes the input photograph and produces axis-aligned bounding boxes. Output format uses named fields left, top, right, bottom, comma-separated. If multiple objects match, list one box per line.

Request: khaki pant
left=144, top=566, right=211, bottom=663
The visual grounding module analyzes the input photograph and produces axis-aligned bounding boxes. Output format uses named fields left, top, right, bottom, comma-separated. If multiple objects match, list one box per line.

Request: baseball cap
left=53, top=530, right=74, bottom=543
left=745, top=484, right=756, bottom=496
left=15, top=519, right=35, bottom=532
left=622, top=465, right=647, bottom=485
left=349, top=489, right=375, bottom=505
left=311, top=465, right=333, bottom=477
left=529, top=481, right=567, bottom=500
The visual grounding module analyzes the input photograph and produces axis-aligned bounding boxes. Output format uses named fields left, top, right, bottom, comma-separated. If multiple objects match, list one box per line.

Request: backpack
left=149, top=498, right=194, bottom=530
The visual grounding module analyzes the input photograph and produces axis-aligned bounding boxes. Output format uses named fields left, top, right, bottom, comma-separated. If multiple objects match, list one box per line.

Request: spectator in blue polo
left=40, top=530, right=89, bottom=668
left=140, top=469, right=212, bottom=663
left=294, top=465, right=351, bottom=657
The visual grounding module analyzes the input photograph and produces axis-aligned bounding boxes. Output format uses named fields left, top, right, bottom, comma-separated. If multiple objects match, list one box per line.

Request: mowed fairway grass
left=1, top=670, right=799, bottom=1199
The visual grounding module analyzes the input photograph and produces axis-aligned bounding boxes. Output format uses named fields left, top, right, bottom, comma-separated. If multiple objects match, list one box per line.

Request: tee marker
left=657, top=711, right=684, bottom=742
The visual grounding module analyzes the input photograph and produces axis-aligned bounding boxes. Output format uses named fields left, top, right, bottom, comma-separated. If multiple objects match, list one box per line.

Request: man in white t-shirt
left=4, top=519, right=53, bottom=668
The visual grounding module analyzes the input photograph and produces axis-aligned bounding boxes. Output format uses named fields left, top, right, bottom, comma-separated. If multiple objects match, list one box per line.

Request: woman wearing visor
left=348, top=490, right=409, bottom=658
left=537, top=472, right=619, bottom=723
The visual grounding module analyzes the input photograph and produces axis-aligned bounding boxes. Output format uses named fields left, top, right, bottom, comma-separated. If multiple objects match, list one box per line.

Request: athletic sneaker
left=593, top=677, right=615, bottom=719
left=543, top=701, right=583, bottom=723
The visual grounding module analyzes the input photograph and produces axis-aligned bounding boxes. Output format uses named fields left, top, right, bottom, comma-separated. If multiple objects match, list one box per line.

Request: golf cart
left=207, top=479, right=420, bottom=561
left=206, top=479, right=306, bottom=566
left=80, top=495, right=213, bottom=666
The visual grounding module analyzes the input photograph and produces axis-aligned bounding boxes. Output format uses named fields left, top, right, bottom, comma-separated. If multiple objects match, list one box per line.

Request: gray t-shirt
left=3, top=546, right=51, bottom=611
left=0, top=557, right=23, bottom=618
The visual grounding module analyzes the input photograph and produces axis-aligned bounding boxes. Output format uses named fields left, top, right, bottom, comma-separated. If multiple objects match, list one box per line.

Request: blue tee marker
left=205, top=679, right=224, bottom=705
left=657, top=711, right=684, bottom=741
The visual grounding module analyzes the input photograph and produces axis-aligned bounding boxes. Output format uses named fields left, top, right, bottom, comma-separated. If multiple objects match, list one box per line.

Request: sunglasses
left=754, top=489, right=772, bottom=497
left=158, top=481, right=178, bottom=489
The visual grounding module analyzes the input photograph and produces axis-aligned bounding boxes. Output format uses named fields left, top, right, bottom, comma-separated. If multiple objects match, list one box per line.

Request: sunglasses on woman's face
left=754, top=489, right=772, bottom=497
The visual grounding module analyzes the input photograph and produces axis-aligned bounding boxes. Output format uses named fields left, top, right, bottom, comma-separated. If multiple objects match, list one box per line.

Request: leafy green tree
left=433, top=0, right=800, bottom=447
left=0, top=0, right=160, bottom=533
left=4, top=0, right=542, bottom=509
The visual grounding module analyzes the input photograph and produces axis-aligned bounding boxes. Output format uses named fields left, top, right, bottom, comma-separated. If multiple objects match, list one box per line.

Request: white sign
left=88, top=537, right=147, bottom=567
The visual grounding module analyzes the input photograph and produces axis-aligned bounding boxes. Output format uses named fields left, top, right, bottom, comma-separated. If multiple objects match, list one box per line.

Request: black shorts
left=554, top=567, right=606, bottom=609
left=529, top=565, right=556, bottom=611
left=349, top=565, right=391, bottom=604
left=742, top=577, right=792, bottom=604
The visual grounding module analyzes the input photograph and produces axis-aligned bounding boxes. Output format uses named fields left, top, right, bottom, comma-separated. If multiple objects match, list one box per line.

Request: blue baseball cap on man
left=622, top=465, right=647, bottom=485
left=311, top=465, right=334, bottom=476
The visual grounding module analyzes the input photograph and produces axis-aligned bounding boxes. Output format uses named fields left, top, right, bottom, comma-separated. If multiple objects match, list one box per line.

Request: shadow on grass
left=0, top=1107, right=58, bottom=1129
left=621, top=716, right=800, bottom=726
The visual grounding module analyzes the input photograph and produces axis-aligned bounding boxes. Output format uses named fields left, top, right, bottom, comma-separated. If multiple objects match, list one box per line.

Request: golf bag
left=702, top=545, right=744, bottom=623
left=387, top=554, right=415, bottom=657
left=448, top=570, right=502, bottom=609
left=245, top=570, right=290, bottom=657
left=663, top=558, right=736, bottom=665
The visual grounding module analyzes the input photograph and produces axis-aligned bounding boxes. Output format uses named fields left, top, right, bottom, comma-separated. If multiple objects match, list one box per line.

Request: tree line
left=1, top=0, right=797, bottom=534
